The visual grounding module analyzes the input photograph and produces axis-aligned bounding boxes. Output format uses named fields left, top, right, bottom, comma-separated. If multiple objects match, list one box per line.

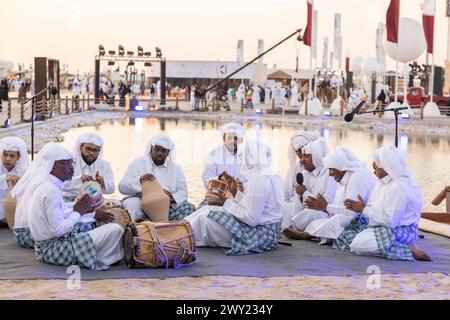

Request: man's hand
left=94, top=206, right=115, bottom=223
left=207, top=193, right=227, bottom=207
left=6, top=175, right=20, bottom=188
left=80, top=175, right=94, bottom=183
left=164, top=190, right=176, bottom=204
left=304, top=193, right=328, bottom=212
left=73, top=194, right=93, bottom=216
left=295, top=184, right=307, bottom=197
left=139, top=173, right=155, bottom=184
left=344, top=195, right=366, bottom=213
left=235, top=178, right=244, bottom=193
left=95, top=171, right=106, bottom=190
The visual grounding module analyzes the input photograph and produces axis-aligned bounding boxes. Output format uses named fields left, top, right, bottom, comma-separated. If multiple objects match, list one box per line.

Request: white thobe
left=27, top=175, right=123, bottom=266
left=202, top=145, right=246, bottom=189
left=63, top=155, right=115, bottom=197
left=186, top=174, right=284, bottom=247
left=349, top=175, right=421, bottom=255
left=0, top=166, right=22, bottom=221
left=290, top=168, right=337, bottom=231
left=118, top=156, right=188, bottom=221
left=304, top=171, right=374, bottom=240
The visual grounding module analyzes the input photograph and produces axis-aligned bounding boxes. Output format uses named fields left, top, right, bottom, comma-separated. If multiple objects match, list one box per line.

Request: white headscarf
left=145, top=134, right=176, bottom=164
left=218, top=123, right=245, bottom=140
left=11, top=142, right=73, bottom=201
left=323, top=147, right=365, bottom=172
left=72, top=132, right=104, bottom=158
left=302, top=138, right=329, bottom=169
left=238, top=139, right=275, bottom=178
left=324, top=146, right=376, bottom=189
left=373, top=145, right=422, bottom=213
left=0, top=136, right=30, bottom=174
left=286, top=131, right=318, bottom=182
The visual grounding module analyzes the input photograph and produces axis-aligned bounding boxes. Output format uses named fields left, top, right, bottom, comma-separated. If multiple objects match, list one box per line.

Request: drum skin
left=95, top=203, right=132, bottom=229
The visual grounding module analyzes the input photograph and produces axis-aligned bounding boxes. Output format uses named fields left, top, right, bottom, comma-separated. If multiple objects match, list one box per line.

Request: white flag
left=311, top=10, right=318, bottom=59
left=322, top=37, right=329, bottom=69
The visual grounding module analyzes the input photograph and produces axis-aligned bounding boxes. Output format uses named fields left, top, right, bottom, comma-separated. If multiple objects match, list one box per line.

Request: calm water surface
left=60, top=117, right=450, bottom=212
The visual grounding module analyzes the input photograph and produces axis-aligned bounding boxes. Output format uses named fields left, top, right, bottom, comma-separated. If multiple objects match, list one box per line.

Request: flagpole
left=430, top=3, right=436, bottom=104
left=309, top=46, right=313, bottom=103
left=394, top=1, right=401, bottom=104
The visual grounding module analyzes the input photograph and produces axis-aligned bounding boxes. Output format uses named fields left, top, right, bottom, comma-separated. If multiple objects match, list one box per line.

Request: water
left=59, top=117, right=450, bottom=212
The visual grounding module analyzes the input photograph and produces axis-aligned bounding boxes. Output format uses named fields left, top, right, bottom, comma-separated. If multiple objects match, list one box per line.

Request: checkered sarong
left=73, top=222, right=96, bottom=233
left=372, top=224, right=417, bottom=261
left=34, top=231, right=108, bottom=271
left=169, top=201, right=196, bottom=221
left=332, top=216, right=369, bottom=251
left=207, top=211, right=281, bottom=256
left=12, top=228, right=35, bottom=249
left=197, top=199, right=208, bottom=209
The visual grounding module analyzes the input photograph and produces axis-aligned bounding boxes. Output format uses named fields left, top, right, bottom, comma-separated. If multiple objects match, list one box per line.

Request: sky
left=0, top=0, right=449, bottom=73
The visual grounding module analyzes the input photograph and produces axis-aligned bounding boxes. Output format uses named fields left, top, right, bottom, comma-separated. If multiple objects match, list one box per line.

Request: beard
left=81, top=153, right=97, bottom=166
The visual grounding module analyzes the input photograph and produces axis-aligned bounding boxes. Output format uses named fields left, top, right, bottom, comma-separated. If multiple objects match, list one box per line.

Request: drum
left=96, top=203, right=132, bottom=229
left=3, top=191, right=16, bottom=231
left=81, top=181, right=104, bottom=210
left=141, top=178, right=170, bottom=222
left=205, top=179, right=229, bottom=203
left=124, top=220, right=196, bottom=269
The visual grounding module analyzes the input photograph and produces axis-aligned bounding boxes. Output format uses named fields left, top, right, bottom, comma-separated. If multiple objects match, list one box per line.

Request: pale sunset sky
left=0, top=0, right=449, bottom=72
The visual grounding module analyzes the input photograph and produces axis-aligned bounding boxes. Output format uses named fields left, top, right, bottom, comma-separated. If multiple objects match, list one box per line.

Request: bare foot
left=282, top=226, right=313, bottom=241
left=410, top=244, right=433, bottom=262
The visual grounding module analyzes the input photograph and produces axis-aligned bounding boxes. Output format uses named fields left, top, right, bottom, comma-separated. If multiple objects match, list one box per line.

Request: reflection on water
left=60, top=117, right=450, bottom=212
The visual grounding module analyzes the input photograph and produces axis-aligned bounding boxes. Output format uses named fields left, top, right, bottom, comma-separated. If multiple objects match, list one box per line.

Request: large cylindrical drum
left=124, top=220, right=196, bottom=269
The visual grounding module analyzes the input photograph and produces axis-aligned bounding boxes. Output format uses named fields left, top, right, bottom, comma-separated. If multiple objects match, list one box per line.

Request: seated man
left=63, top=132, right=115, bottom=221
left=119, top=134, right=195, bottom=221
left=285, top=147, right=375, bottom=243
left=16, top=142, right=123, bottom=269
left=283, top=139, right=337, bottom=238
left=334, top=145, right=431, bottom=261
left=282, top=131, right=318, bottom=228
left=185, top=139, right=284, bottom=256
left=199, top=123, right=246, bottom=207
left=0, top=137, right=29, bottom=228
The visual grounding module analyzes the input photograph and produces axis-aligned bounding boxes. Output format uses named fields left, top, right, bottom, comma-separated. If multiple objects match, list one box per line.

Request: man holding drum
left=14, top=142, right=124, bottom=269
left=202, top=123, right=246, bottom=194
left=63, top=132, right=116, bottom=226
left=185, top=139, right=284, bottom=255
left=119, top=134, right=196, bottom=222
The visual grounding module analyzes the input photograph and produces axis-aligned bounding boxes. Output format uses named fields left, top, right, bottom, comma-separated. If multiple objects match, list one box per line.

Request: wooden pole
left=420, top=101, right=424, bottom=120
left=176, top=96, right=179, bottom=110
left=272, top=98, right=275, bottom=113
left=305, top=98, right=309, bottom=116
left=241, top=98, right=244, bottom=113
left=65, top=96, right=69, bottom=114
left=20, top=100, right=24, bottom=122
left=7, top=99, right=12, bottom=119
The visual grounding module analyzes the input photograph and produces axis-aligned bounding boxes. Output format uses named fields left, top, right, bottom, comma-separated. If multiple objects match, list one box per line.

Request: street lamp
left=137, top=46, right=144, bottom=56
left=118, top=45, right=125, bottom=56
left=99, top=45, right=105, bottom=56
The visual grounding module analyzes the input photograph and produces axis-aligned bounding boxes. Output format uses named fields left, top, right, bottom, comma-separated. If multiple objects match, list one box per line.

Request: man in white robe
left=0, top=137, right=29, bottom=228
left=283, top=138, right=337, bottom=237
left=202, top=123, right=246, bottom=192
left=63, top=132, right=115, bottom=222
left=119, top=134, right=195, bottom=222
left=334, top=145, right=431, bottom=261
left=15, top=142, right=123, bottom=269
left=287, top=147, right=376, bottom=243
left=281, top=131, right=318, bottom=229
left=185, top=139, right=284, bottom=255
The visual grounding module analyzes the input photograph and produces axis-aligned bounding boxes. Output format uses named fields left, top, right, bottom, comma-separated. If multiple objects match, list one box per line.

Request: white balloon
left=384, top=18, right=426, bottom=63
left=351, top=56, right=364, bottom=75
left=363, top=57, right=379, bottom=75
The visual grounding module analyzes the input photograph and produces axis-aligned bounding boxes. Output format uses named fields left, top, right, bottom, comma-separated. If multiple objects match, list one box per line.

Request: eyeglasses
left=84, top=146, right=101, bottom=153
